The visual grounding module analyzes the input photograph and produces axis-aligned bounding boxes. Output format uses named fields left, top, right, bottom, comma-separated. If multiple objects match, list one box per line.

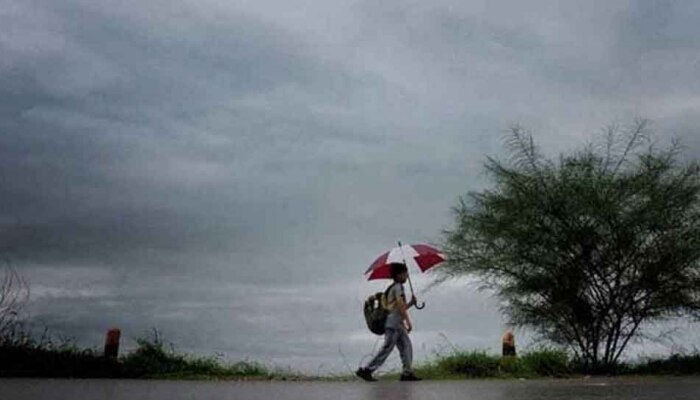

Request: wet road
left=1, top=377, right=699, bottom=400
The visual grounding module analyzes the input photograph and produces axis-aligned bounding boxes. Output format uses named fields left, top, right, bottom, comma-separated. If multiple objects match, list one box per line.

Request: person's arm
left=407, top=295, right=417, bottom=309
left=395, top=293, right=413, bottom=333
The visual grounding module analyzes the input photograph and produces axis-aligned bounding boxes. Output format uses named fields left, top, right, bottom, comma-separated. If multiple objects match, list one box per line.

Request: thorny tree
left=442, top=120, right=700, bottom=370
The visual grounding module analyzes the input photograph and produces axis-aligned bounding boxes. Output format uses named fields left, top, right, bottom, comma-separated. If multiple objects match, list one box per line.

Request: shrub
left=520, top=348, right=570, bottom=377
left=120, top=331, right=271, bottom=378
left=498, top=355, right=524, bottom=375
left=436, top=350, right=501, bottom=377
left=632, top=353, right=700, bottom=375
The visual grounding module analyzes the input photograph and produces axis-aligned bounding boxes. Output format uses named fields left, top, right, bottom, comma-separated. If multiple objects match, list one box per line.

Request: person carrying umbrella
left=356, top=262, right=421, bottom=382
left=356, top=242, right=444, bottom=382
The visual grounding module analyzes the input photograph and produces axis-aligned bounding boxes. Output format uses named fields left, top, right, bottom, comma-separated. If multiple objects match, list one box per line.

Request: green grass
left=405, top=348, right=571, bottom=380
left=629, top=353, right=700, bottom=376
left=0, top=329, right=287, bottom=380
left=404, top=348, right=700, bottom=380
left=3, top=327, right=700, bottom=379
left=0, top=343, right=121, bottom=378
left=118, top=333, right=274, bottom=379
left=519, top=347, right=570, bottom=377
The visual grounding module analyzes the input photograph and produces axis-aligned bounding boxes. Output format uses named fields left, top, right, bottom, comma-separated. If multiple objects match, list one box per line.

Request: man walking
left=356, top=263, right=422, bottom=382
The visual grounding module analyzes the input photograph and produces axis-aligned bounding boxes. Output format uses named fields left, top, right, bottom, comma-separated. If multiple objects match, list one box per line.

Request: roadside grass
left=401, top=348, right=571, bottom=380
left=388, top=348, right=700, bottom=380
left=119, top=332, right=274, bottom=379
left=0, top=340, right=121, bottom=378
left=3, top=327, right=699, bottom=379
left=0, top=329, right=289, bottom=380
left=628, top=353, right=700, bottom=376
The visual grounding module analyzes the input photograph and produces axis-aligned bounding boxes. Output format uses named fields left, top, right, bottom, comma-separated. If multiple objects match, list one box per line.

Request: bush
left=0, top=341, right=121, bottom=378
left=631, top=353, right=700, bottom=376
left=436, top=350, right=502, bottom=377
left=498, top=355, right=524, bottom=375
left=120, top=331, right=271, bottom=378
left=1, top=327, right=274, bottom=379
left=520, top=348, right=570, bottom=377
left=414, top=347, right=574, bottom=379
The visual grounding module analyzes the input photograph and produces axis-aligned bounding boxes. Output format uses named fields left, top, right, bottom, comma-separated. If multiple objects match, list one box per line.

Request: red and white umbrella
left=364, top=242, right=445, bottom=310
left=365, top=242, right=445, bottom=281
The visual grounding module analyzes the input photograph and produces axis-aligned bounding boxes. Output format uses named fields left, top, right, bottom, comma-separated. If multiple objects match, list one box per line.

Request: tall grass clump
left=0, top=325, right=121, bottom=378
left=412, top=347, right=572, bottom=379
left=434, top=350, right=502, bottom=378
left=630, top=353, right=700, bottom=376
left=519, top=347, right=570, bottom=377
left=1, top=326, right=276, bottom=379
left=121, top=331, right=271, bottom=379
left=498, top=355, right=525, bottom=376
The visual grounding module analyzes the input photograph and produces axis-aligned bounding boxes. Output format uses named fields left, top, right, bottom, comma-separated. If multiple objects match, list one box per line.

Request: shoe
left=356, top=368, right=377, bottom=382
left=399, top=372, right=422, bottom=381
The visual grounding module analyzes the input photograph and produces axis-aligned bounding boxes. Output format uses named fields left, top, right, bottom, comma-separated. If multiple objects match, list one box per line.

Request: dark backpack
left=363, top=283, right=396, bottom=335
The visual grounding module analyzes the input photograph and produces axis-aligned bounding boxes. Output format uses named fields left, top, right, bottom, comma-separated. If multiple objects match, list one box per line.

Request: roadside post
left=104, top=327, right=121, bottom=359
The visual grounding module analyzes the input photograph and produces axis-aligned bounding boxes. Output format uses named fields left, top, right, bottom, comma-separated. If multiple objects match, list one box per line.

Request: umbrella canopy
left=365, top=243, right=445, bottom=280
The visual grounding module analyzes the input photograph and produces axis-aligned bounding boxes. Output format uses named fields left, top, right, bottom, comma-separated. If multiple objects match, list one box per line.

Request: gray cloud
left=3, top=0, right=700, bottom=373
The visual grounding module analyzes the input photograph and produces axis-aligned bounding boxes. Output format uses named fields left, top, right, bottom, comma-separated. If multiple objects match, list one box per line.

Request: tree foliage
left=442, top=120, right=700, bottom=369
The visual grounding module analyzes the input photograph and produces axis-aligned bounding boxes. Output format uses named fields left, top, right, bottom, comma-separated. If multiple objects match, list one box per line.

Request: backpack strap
left=384, top=282, right=406, bottom=308
left=385, top=282, right=406, bottom=303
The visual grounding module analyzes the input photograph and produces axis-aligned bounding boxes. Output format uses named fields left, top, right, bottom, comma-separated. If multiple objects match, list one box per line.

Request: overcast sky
left=2, top=0, right=700, bottom=374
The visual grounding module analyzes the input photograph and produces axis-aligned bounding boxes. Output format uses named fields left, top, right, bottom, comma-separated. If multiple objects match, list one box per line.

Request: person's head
left=389, top=262, right=408, bottom=283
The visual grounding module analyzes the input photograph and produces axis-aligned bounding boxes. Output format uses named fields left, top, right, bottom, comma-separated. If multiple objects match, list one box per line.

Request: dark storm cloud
left=0, top=0, right=368, bottom=273
left=3, top=0, right=700, bottom=373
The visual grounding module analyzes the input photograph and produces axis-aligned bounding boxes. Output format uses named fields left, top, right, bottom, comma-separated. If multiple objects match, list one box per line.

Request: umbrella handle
left=406, top=272, right=426, bottom=310
left=400, top=242, right=427, bottom=311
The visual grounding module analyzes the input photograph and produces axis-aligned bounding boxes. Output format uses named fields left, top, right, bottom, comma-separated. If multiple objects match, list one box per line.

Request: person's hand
left=408, top=296, right=417, bottom=307
left=404, top=320, right=413, bottom=333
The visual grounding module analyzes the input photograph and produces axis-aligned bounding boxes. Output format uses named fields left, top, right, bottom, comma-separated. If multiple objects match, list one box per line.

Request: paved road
left=1, top=377, right=699, bottom=400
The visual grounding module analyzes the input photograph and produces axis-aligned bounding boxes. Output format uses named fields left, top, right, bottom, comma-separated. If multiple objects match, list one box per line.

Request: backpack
left=363, top=283, right=396, bottom=335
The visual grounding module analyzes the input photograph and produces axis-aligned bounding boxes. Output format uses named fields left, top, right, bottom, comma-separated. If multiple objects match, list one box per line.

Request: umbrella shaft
left=398, top=241, right=414, bottom=295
